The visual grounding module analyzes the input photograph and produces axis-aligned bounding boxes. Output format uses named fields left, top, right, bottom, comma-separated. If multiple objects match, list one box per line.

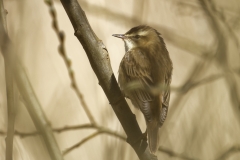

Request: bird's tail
left=147, top=120, right=159, bottom=154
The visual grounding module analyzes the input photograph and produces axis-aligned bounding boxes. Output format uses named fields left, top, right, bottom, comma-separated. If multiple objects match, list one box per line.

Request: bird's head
left=113, top=25, right=162, bottom=52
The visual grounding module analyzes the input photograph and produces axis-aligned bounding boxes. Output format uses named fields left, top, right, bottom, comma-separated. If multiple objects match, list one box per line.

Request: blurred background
left=0, top=0, right=240, bottom=159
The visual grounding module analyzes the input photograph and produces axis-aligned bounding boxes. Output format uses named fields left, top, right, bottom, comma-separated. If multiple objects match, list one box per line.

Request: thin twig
left=62, top=129, right=127, bottom=156
left=0, top=124, right=126, bottom=140
left=177, top=73, right=223, bottom=94
left=63, top=131, right=101, bottom=155
left=44, top=0, right=96, bottom=125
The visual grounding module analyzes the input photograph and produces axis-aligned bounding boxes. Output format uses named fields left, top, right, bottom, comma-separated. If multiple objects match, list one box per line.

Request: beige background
left=0, top=0, right=240, bottom=159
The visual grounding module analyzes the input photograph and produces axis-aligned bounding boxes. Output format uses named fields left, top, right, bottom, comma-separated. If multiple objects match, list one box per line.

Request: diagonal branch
left=59, top=0, right=157, bottom=159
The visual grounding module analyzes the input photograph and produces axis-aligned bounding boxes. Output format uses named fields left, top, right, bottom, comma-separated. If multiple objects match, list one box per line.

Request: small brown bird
left=113, top=25, right=173, bottom=154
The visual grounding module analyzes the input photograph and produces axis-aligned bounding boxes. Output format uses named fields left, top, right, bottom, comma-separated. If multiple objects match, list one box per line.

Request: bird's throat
left=124, top=40, right=136, bottom=52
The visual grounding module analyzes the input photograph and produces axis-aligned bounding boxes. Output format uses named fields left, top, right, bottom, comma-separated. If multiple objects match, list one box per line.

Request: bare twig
left=44, top=0, right=96, bottom=125
left=63, top=131, right=101, bottom=155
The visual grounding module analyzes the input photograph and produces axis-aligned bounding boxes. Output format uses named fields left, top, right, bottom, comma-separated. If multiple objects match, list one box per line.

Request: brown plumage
left=113, top=25, right=173, bottom=154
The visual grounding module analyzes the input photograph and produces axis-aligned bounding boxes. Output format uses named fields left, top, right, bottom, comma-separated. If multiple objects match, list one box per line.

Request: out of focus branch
left=199, top=0, right=227, bottom=63
left=62, top=130, right=126, bottom=156
left=59, top=0, right=157, bottom=159
left=0, top=3, right=64, bottom=159
left=15, top=59, right=64, bottom=160
left=158, top=146, right=199, bottom=160
left=168, top=0, right=239, bottom=126
left=216, top=145, right=240, bottom=160
left=0, top=1, right=16, bottom=160
left=177, top=73, right=223, bottom=94
left=63, top=131, right=101, bottom=155
left=199, top=0, right=240, bottom=113
left=205, top=0, right=239, bottom=50
left=44, top=0, right=96, bottom=125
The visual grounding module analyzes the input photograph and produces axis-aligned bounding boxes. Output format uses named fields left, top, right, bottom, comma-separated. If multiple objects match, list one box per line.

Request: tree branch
left=59, top=0, right=156, bottom=159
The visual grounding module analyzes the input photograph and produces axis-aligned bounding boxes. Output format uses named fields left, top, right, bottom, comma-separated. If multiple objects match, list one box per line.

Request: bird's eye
left=134, top=35, right=140, bottom=39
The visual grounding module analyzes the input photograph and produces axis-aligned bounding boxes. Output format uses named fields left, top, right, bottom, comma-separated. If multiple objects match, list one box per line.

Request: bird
left=112, top=25, right=173, bottom=154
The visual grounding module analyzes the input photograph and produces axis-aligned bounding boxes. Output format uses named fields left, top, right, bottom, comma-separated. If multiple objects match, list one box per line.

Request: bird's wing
left=159, top=73, right=171, bottom=126
left=120, top=48, right=162, bottom=154
left=121, top=49, right=159, bottom=122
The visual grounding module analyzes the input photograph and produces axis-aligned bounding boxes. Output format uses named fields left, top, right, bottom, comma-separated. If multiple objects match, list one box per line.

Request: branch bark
left=59, top=0, right=157, bottom=159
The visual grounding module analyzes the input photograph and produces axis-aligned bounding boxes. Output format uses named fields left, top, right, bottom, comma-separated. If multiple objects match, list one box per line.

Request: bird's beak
left=112, top=34, right=126, bottom=39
